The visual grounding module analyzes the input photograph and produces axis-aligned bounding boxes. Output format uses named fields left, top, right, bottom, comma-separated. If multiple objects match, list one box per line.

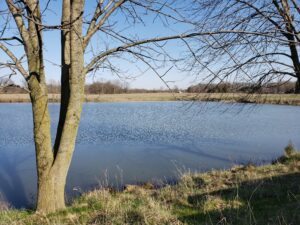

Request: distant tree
left=0, top=78, right=29, bottom=93
left=86, top=80, right=125, bottom=94
left=47, top=79, right=61, bottom=94
left=186, top=81, right=296, bottom=94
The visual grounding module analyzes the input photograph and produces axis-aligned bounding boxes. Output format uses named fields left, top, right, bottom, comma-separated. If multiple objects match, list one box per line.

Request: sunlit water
left=0, top=101, right=299, bottom=208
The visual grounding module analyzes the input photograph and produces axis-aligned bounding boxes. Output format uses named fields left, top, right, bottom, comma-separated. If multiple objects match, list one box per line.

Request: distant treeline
left=0, top=79, right=297, bottom=94
left=0, top=78, right=27, bottom=94
left=1, top=80, right=173, bottom=94
left=0, top=85, right=27, bottom=94
left=48, top=80, right=174, bottom=94
left=186, top=82, right=297, bottom=94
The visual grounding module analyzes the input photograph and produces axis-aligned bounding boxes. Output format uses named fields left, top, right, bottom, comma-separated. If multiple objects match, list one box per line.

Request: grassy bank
left=0, top=93, right=300, bottom=105
left=1, top=148, right=300, bottom=225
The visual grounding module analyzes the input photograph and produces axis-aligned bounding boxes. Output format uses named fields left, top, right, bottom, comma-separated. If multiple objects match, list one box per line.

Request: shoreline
left=0, top=93, right=300, bottom=106
left=1, top=150, right=299, bottom=224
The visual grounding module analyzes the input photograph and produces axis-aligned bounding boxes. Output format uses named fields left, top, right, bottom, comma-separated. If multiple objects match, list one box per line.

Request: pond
left=0, top=101, right=299, bottom=208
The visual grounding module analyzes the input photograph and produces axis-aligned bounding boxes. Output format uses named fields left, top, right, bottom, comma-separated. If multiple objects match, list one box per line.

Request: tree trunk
left=277, top=0, right=300, bottom=93
left=36, top=169, right=67, bottom=212
left=25, top=44, right=77, bottom=213
left=6, top=0, right=85, bottom=213
left=33, top=81, right=84, bottom=213
left=27, top=75, right=56, bottom=212
left=295, top=77, right=300, bottom=93
left=34, top=0, right=86, bottom=213
left=54, top=0, right=71, bottom=156
left=36, top=174, right=55, bottom=212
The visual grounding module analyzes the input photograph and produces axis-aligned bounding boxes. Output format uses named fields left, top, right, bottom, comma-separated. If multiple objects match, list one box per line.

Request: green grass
left=1, top=150, right=300, bottom=225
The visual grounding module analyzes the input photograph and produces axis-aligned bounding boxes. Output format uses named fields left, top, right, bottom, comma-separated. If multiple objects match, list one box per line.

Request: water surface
left=0, top=101, right=299, bottom=208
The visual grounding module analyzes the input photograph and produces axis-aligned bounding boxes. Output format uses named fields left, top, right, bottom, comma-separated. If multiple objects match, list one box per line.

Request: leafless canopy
left=183, top=0, right=300, bottom=93
left=0, top=0, right=198, bottom=88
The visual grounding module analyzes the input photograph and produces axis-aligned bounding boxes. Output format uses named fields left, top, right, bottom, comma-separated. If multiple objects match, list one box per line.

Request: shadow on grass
left=176, top=172, right=300, bottom=225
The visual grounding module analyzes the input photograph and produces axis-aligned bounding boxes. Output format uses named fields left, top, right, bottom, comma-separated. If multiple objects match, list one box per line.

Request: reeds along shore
left=0, top=148, right=300, bottom=225
left=0, top=93, right=300, bottom=105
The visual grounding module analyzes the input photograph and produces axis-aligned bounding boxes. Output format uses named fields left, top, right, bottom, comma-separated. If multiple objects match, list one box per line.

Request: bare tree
left=0, top=0, right=213, bottom=213
left=185, top=0, right=300, bottom=93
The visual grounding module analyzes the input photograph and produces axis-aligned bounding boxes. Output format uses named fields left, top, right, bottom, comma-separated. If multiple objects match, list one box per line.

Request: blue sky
left=1, top=1, right=295, bottom=89
left=1, top=0, right=199, bottom=89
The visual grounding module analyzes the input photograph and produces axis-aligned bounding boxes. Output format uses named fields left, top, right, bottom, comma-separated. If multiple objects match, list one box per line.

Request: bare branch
left=84, top=0, right=126, bottom=49
left=85, top=29, right=294, bottom=73
left=0, top=42, right=28, bottom=79
left=5, top=0, right=30, bottom=47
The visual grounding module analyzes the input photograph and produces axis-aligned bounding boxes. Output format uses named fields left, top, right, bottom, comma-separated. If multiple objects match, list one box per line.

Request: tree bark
left=27, top=74, right=55, bottom=212
left=23, top=6, right=57, bottom=209
left=54, top=0, right=71, bottom=156
left=274, top=0, right=300, bottom=93
left=35, top=0, right=86, bottom=213
left=295, top=77, right=300, bottom=93
left=20, top=0, right=86, bottom=213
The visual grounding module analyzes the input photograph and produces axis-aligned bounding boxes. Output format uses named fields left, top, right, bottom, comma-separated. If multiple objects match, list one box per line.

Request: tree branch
left=5, top=0, right=30, bottom=48
left=84, top=30, right=296, bottom=73
left=0, top=36, right=24, bottom=44
left=83, top=0, right=126, bottom=49
left=0, top=43, right=28, bottom=79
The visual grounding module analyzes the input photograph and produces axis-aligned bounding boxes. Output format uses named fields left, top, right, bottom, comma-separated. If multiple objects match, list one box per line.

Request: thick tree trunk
left=295, top=77, right=300, bottom=93
left=6, top=0, right=85, bottom=213
left=36, top=175, right=55, bottom=212
left=274, top=0, right=300, bottom=93
left=286, top=37, right=300, bottom=93
left=54, top=0, right=71, bottom=155
left=280, top=2, right=300, bottom=93
left=33, top=81, right=84, bottom=213
left=34, top=0, right=86, bottom=213
left=25, top=42, right=69, bottom=213
left=36, top=170, right=67, bottom=212
left=27, top=76, right=56, bottom=212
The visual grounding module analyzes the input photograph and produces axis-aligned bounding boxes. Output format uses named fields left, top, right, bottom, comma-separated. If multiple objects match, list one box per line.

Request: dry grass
left=1, top=150, right=300, bottom=225
left=0, top=188, right=181, bottom=225
left=159, top=151, right=300, bottom=225
left=0, top=202, right=9, bottom=211
left=0, top=94, right=60, bottom=103
left=0, top=93, right=300, bottom=105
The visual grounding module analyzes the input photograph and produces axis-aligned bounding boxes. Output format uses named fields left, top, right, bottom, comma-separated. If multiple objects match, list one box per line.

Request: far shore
left=0, top=93, right=300, bottom=105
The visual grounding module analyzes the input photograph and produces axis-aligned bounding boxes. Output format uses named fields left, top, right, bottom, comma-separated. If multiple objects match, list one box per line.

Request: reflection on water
left=0, top=102, right=299, bottom=208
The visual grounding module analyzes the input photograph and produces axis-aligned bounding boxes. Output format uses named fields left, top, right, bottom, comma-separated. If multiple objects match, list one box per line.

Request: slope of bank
left=0, top=149, right=299, bottom=225
left=0, top=93, right=300, bottom=105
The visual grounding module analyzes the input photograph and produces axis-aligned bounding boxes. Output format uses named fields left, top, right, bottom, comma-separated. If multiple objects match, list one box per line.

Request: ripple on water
left=0, top=102, right=300, bottom=208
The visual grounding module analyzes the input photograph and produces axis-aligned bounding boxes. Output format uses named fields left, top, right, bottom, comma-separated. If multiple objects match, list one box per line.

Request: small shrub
left=273, top=142, right=299, bottom=164
left=284, top=141, right=296, bottom=157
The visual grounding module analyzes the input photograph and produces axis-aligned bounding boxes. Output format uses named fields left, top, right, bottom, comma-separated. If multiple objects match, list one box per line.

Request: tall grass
left=0, top=148, right=300, bottom=224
